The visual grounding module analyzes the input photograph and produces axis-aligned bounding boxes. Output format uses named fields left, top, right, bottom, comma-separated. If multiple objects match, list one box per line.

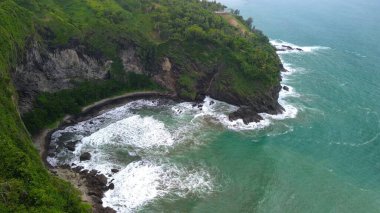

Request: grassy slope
left=0, top=1, right=90, bottom=212
left=0, top=0, right=280, bottom=211
left=219, top=13, right=250, bottom=34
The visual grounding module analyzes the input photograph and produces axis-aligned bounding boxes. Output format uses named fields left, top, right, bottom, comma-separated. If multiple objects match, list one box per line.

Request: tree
left=185, top=25, right=206, bottom=39
left=246, top=17, right=253, bottom=29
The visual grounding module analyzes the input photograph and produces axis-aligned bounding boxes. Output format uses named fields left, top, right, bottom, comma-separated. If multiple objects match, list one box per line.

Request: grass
left=0, top=0, right=281, bottom=211
left=219, top=13, right=250, bottom=34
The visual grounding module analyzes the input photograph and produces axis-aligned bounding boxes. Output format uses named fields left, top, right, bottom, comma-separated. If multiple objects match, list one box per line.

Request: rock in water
left=229, top=106, right=264, bottom=124
left=80, top=152, right=91, bottom=161
left=65, top=141, right=77, bottom=151
left=111, top=169, right=119, bottom=173
left=283, top=86, right=289, bottom=91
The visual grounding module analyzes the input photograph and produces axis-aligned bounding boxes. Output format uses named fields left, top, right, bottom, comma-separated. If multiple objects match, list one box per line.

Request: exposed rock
left=100, top=207, right=117, bottom=213
left=72, top=166, right=84, bottom=173
left=80, top=152, right=91, bottom=161
left=55, top=166, right=116, bottom=213
left=229, top=106, right=263, bottom=124
left=296, top=48, right=303, bottom=51
left=153, top=57, right=176, bottom=92
left=12, top=40, right=111, bottom=114
left=279, top=63, right=288, bottom=72
left=212, top=85, right=284, bottom=116
left=108, top=183, right=115, bottom=190
left=161, top=57, right=172, bottom=72
left=111, top=169, right=119, bottom=173
left=92, top=196, right=103, bottom=205
left=282, top=45, right=293, bottom=50
left=65, top=141, right=77, bottom=151
left=120, top=47, right=144, bottom=74
left=283, top=86, right=289, bottom=91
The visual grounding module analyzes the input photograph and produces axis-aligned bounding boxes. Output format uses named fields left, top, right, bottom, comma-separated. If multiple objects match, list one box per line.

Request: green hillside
left=0, top=0, right=281, bottom=211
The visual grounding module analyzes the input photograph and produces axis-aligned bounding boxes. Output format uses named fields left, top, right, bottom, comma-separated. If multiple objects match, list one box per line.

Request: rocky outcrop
left=12, top=41, right=112, bottom=114
left=153, top=57, right=176, bottom=92
left=229, top=106, right=264, bottom=124
left=120, top=47, right=144, bottom=74
left=71, top=167, right=116, bottom=213
left=152, top=50, right=284, bottom=123
left=274, top=45, right=303, bottom=52
left=80, top=152, right=91, bottom=161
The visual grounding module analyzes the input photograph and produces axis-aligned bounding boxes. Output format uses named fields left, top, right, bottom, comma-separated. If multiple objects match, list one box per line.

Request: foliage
left=23, top=74, right=160, bottom=134
left=0, top=0, right=281, bottom=211
left=0, top=1, right=90, bottom=212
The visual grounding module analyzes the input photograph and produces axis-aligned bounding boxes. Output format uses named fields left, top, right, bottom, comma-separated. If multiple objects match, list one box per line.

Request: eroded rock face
left=120, top=47, right=144, bottom=74
left=12, top=41, right=111, bottom=114
left=153, top=57, right=176, bottom=91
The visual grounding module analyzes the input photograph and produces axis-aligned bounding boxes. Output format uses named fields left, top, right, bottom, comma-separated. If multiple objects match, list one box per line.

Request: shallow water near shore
left=49, top=0, right=380, bottom=212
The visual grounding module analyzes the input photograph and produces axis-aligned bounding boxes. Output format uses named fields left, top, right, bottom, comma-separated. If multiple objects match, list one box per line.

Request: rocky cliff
left=12, top=40, right=112, bottom=114
left=13, top=38, right=283, bottom=123
left=0, top=0, right=285, bottom=211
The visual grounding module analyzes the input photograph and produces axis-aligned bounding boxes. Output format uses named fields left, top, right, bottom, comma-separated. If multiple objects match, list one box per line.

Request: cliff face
left=14, top=38, right=282, bottom=123
left=12, top=41, right=112, bottom=114
left=0, top=0, right=284, bottom=211
left=151, top=39, right=283, bottom=122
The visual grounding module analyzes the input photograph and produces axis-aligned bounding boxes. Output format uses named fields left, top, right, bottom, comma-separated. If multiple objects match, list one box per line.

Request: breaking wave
left=270, top=39, right=330, bottom=54
left=103, top=160, right=215, bottom=212
left=47, top=39, right=325, bottom=212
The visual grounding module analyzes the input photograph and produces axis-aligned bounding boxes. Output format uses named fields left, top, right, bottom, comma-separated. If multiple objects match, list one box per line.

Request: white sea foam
left=102, top=160, right=215, bottom=212
left=175, top=39, right=309, bottom=131
left=47, top=39, right=314, bottom=212
left=270, top=39, right=330, bottom=54
left=51, top=99, right=160, bottom=141
left=75, top=115, right=175, bottom=157
left=180, top=90, right=298, bottom=131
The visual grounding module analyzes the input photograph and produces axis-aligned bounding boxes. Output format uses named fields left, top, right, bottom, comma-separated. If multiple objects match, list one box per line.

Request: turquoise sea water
left=50, top=0, right=380, bottom=212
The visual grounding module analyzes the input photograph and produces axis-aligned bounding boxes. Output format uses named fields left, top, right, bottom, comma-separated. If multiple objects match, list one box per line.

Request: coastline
left=32, top=90, right=176, bottom=212
left=33, top=69, right=289, bottom=211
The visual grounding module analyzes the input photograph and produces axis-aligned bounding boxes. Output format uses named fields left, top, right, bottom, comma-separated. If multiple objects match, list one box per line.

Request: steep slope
left=0, top=0, right=282, bottom=211
left=0, top=1, right=90, bottom=212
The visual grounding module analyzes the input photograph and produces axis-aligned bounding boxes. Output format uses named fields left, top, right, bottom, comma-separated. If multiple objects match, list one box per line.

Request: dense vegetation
left=23, top=68, right=161, bottom=135
left=0, top=0, right=281, bottom=211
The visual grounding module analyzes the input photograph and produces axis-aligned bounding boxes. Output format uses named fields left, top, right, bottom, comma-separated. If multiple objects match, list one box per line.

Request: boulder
left=65, top=141, right=77, bottom=151
left=111, top=169, right=119, bottom=173
left=108, top=183, right=115, bottom=190
left=80, top=152, right=91, bottom=161
left=229, top=107, right=263, bottom=124
left=283, top=86, right=289, bottom=91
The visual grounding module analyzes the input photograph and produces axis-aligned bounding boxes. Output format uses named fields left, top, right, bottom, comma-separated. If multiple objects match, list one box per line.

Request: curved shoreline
left=32, top=91, right=176, bottom=212
left=34, top=91, right=176, bottom=166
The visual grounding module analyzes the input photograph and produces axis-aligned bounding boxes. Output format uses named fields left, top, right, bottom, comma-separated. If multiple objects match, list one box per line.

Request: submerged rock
left=80, top=152, right=91, bottom=161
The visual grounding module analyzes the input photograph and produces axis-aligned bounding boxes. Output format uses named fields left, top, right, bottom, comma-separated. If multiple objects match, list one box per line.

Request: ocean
left=48, top=0, right=380, bottom=212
